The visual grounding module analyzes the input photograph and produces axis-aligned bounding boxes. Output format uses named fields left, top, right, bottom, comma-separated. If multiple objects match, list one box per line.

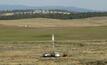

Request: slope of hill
left=0, top=5, right=94, bottom=12
left=32, top=6, right=94, bottom=12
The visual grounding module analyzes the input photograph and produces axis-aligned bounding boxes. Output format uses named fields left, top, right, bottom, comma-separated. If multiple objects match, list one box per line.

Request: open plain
left=0, top=17, right=107, bottom=65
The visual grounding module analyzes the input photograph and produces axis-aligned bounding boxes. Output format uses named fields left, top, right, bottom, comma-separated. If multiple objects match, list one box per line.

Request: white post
left=52, top=34, right=55, bottom=51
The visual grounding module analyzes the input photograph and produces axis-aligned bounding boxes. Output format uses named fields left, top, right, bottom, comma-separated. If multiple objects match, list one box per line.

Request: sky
left=0, top=0, right=107, bottom=11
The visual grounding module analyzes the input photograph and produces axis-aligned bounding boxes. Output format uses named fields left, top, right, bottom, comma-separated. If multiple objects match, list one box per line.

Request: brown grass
left=0, top=17, right=107, bottom=28
left=0, top=17, right=107, bottom=65
left=0, top=41, right=107, bottom=65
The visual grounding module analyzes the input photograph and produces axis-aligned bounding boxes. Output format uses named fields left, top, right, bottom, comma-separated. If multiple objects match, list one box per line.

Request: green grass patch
left=0, top=26, right=107, bottom=41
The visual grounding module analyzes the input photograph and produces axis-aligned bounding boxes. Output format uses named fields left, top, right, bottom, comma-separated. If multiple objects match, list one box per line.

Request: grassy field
left=0, top=26, right=107, bottom=41
left=0, top=41, right=107, bottom=65
left=0, top=17, right=107, bottom=65
left=0, top=17, right=107, bottom=27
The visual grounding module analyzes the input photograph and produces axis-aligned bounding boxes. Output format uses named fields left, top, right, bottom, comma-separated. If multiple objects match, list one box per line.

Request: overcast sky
left=0, top=0, right=107, bottom=11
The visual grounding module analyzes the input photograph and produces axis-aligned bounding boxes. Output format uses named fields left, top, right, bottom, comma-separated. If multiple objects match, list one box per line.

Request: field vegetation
left=0, top=17, right=107, bottom=65
left=0, top=17, right=107, bottom=27
left=0, top=41, right=107, bottom=65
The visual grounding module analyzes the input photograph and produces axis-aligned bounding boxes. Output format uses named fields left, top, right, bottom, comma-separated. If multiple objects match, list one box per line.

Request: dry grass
left=0, top=17, right=107, bottom=65
left=0, top=41, right=107, bottom=65
left=0, top=17, right=107, bottom=28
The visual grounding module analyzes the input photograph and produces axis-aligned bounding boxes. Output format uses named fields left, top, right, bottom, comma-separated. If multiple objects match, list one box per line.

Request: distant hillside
left=0, top=5, right=94, bottom=12
left=36, top=6, right=94, bottom=12
left=0, top=5, right=31, bottom=10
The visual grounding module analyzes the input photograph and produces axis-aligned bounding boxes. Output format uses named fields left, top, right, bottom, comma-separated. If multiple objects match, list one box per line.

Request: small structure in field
left=42, top=34, right=61, bottom=58
left=43, top=52, right=60, bottom=57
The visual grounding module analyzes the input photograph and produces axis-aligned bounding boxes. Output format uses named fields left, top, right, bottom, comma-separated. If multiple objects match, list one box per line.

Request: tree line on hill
left=0, top=9, right=107, bottom=20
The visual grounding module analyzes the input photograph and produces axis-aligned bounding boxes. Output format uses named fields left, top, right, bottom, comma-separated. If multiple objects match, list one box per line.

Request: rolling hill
left=0, top=5, right=94, bottom=12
